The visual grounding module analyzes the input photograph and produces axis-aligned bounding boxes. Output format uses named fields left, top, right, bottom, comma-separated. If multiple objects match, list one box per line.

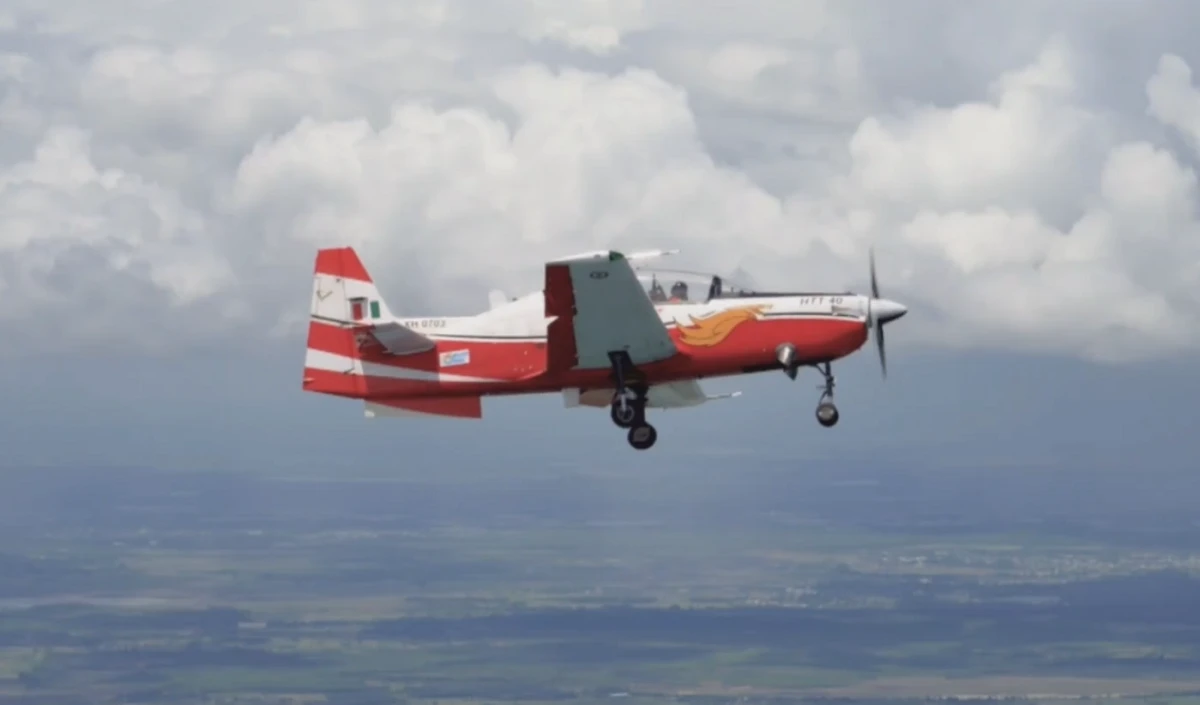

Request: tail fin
left=301, top=247, right=483, bottom=420
left=302, top=247, right=407, bottom=399
left=309, top=247, right=396, bottom=325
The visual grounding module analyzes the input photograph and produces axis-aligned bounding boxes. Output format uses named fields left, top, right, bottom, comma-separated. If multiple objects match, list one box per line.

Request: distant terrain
left=2, top=459, right=1199, bottom=704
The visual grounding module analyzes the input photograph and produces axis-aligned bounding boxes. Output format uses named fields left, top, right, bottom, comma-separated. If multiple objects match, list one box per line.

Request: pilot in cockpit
left=669, top=280, right=689, bottom=302
left=648, top=278, right=667, bottom=302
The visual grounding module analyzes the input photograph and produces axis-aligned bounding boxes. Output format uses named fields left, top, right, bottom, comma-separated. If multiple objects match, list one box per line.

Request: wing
left=544, top=251, right=678, bottom=371
left=563, top=380, right=741, bottom=410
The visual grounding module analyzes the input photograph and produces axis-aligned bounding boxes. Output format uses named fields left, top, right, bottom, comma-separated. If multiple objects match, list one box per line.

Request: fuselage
left=309, top=290, right=873, bottom=401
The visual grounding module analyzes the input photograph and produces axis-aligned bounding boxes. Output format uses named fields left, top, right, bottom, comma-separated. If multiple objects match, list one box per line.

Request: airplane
left=302, top=246, right=908, bottom=450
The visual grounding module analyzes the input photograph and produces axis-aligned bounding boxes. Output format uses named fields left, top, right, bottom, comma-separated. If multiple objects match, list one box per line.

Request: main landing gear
left=608, top=352, right=657, bottom=450
left=610, top=386, right=657, bottom=450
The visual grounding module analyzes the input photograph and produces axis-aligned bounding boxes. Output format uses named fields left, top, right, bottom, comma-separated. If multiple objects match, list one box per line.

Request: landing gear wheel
left=627, top=423, right=658, bottom=450
left=608, top=353, right=653, bottom=448
left=812, top=361, right=839, bottom=427
left=611, top=401, right=637, bottom=428
left=815, top=400, right=839, bottom=427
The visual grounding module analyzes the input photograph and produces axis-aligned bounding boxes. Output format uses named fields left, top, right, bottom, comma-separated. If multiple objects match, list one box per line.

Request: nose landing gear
left=813, top=362, right=839, bottom=428
left=816, top=398, right=839, bottom=427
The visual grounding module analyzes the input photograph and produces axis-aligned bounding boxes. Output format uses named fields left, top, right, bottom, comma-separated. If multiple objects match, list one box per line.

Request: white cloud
left=0, top=126, right=240, bottom=352
left=1148, top=54, right=1200, bottom=151
left=1101, top=141, right=1197, bottom=224
left=846, top=40, right=1100, bottom=216
left=2, top=1, right=1200, bottom=363
left=517, top=0, right=648, bottom=55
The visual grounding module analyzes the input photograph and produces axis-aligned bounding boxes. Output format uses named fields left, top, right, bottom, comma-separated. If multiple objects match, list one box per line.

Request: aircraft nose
left=871, top=298, right=907, bottom=324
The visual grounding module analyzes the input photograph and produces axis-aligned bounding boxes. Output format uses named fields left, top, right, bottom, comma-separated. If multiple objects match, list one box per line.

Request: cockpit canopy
left=635, top=267, right=762, bottom=304
left=636, top=266, right=855, bottom=304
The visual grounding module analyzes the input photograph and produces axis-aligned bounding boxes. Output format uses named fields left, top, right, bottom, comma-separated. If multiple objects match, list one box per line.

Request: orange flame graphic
left=676, top=305, right=769, bottom=347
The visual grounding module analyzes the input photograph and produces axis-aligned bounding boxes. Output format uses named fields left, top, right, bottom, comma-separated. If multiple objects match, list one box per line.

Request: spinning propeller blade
left=865, top=247, right=905, bottom=379
left=870, top=248, right=884, bottom=378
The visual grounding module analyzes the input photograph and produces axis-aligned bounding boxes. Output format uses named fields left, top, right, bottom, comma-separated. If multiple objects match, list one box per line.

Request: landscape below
left=2, top=459, right=1200, bottom=705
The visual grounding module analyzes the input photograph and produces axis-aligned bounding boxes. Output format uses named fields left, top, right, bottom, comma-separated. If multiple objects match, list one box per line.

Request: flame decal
left=676, top=305, right=769, bottom=347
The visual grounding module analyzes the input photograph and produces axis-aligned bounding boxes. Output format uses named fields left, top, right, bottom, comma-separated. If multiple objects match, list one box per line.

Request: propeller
left=864, top=247, right=907, bottom=378
left=869, top=248, right=885, bottom=377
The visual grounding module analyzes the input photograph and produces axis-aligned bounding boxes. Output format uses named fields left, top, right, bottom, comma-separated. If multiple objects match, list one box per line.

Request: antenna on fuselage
left=627, top=249, right=680, bottom=262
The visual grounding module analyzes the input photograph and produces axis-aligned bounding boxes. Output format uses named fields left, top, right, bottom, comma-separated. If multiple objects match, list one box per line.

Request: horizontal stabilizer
left=364, top=397, right=483, bottom=419
left=362, top=322, right=436, bottom=356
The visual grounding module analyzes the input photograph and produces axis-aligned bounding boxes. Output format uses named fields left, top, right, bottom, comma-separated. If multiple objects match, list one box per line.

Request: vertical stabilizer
left=303, top=247, right=397, bottom=398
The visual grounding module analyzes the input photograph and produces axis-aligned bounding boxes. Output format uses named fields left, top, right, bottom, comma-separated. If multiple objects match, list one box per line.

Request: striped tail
left=302, top=247, right=395, bottom=399
left=300, top=247, right=484, bottom=420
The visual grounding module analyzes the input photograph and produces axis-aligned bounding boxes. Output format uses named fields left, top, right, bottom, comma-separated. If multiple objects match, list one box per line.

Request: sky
left=2, top=0, right=1199, bottom=474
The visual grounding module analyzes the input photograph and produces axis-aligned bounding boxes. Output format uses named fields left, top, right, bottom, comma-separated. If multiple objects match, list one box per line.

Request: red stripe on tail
left=303, top=320, right=368, bottom=396
left=314, top=247, right=372, bottom=283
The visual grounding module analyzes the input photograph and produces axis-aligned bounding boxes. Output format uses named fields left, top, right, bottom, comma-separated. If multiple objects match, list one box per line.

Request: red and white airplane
left=302, top=246, right=907, bottom=450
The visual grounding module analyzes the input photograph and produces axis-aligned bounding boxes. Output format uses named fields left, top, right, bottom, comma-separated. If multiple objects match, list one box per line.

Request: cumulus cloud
left=2, top=1, right=1200, bottom=362
left=0, top=126, right=242, bottom=351
left=517, top=0, right=648, bottom=55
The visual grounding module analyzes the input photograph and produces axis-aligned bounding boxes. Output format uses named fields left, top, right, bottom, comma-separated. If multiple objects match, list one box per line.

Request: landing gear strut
left=609, top=352, right=657, bottom=450
left=814, top=362, right=839, bottom=428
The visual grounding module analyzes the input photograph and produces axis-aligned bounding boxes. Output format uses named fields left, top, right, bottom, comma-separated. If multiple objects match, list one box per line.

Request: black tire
left=627, top=423, right=658, bottom=450
left=815, top=402, right=839, bottom=428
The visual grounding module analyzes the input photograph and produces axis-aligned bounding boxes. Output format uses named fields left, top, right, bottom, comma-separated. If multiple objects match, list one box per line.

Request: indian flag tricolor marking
left=349, top=297, right=382, bottom=321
